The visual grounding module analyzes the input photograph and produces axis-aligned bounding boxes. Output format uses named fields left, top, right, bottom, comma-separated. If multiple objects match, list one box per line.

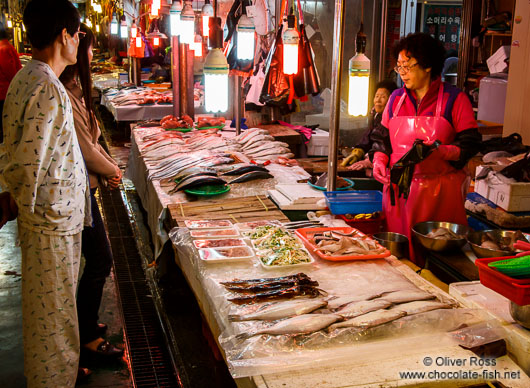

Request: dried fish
left=228, top=299, right=328, bottom=321
left=221, top=273, right=312, bottom=287
left=236, top=313, right=342, bottom=339
left=227, top=285, right=325, bottom=305
left=224, top=277, right=318, bottom=293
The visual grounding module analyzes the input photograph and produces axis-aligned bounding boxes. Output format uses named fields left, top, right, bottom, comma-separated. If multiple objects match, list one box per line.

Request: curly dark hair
left=393, top=33, right=446, bottom=79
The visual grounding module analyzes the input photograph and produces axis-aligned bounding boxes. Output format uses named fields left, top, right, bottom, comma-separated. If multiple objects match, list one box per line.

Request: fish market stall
left=100, top=86, right=175, bottom=122
left=168, top=225, right=530, bottom=387
left=126, top=125, right=309, bottom=257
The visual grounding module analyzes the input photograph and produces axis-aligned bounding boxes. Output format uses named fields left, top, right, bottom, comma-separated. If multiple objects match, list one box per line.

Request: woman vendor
left=370, top=33, right=480, bottom=266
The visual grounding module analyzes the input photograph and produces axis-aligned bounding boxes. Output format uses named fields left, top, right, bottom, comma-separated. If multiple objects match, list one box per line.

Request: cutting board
left=275, top=184, right=325, bottom=205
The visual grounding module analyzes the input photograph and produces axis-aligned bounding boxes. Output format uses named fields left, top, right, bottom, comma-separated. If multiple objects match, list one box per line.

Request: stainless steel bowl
left=510, top=301, right=530, bottom=329
left=466, top=230, right=516, bottom=258
left=372, top=232, right=409, bottom=258
left=412, top=221, right=469, bottom=252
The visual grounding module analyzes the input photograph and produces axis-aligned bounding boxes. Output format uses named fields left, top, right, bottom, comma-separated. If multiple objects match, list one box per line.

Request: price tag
left=246, top=5, right=257, bottom=18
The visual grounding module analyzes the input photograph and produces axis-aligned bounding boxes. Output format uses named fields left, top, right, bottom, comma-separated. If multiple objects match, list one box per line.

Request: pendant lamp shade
left=204, top=48, right=229, bottom=112
left=282, top=15, right=299, bottom=75
left=180, top=1, right=195, bottom=44
left=170, top=1, right=182, bottom=37
left=236, top=14, right=255, bottom=61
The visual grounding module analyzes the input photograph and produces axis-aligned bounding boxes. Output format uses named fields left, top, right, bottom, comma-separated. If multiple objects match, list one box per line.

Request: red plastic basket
left=475, top=256, right=530, bottom=305
left=338, top=214, right=384, bottom=235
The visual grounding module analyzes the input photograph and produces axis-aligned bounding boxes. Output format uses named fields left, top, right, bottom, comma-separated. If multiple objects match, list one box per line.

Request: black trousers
left=77, top=187, right=113, bottom=345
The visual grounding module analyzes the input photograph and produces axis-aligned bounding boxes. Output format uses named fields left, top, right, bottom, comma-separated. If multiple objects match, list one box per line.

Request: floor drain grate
left=100, top=187, right=180, bottom=388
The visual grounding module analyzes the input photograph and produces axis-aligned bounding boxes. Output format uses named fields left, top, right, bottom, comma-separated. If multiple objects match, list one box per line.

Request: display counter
left=101, top=93, right=174, bottom=121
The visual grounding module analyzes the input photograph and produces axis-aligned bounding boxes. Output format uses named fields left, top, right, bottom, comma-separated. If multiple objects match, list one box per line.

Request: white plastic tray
left=193, top=238, right=248, bottom=249
left=198, top=246, right=255, bottom=263
left=234, top=220, right=283, bottom=232
left=185, top=219, right=234, bottom=229
left=190, top=228, right=240, bottom=239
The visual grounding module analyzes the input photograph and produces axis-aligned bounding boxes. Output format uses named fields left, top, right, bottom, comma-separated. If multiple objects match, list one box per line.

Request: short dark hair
left=375, top=79, right=398, bottom=94
left=23, top=0, right=80, bottom=50
left=393, top=33, right=446, bottom=79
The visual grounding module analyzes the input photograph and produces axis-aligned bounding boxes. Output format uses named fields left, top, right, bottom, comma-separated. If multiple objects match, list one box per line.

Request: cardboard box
left=475, top=165, right=530, bottom=212
left=486, top=45, right=510, bottom=74
left=307, top=128, right=329, bottom=156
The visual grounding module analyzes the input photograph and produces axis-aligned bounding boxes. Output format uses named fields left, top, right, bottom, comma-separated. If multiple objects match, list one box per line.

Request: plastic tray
left=295, top=227, right=391, bottom=261
left=193, top=238, right=248, bottom=249
left=475, top=256, right=530, bottom=305
left=324, top=190, right=383, bottom=215
left=190, top=228, right=240, bottom=239
left=338, top=214, right=384, bottom=235
left=198, top=246, right=255, bottom=263
left=234, top=220, right=283, bottom=232
left=184, top=219, right=233, bottom=229
left=184, top=184, right=230, bottom=196
left=256, top=246, right=315, bottom=270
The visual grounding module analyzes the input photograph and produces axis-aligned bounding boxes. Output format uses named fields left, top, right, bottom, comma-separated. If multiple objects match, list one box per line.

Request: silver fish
left=229, top=299, right=328, bottom=321
left=222, top=164, right=269, bottom=176
left=336, top=299, right=393, bottom=319
left=388, top=300, right=451, bottom=315
left=229, top=171, right=273, bottom=184
left=237, top=313, right=342, bottom=339
left=175, top=175, right=227, bottom=191
left=378, top=290, right=435, bottom=304
left=327, top=291, right=386, bottom=310
left=328, top=309, right=406, bottom=331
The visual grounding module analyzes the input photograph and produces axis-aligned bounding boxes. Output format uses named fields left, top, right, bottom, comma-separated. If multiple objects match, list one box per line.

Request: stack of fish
left=230, top=128, right=295, bottom=162
left=104, top=87, right=173, bottom=106
left=222, top=273, right=453, bottom=340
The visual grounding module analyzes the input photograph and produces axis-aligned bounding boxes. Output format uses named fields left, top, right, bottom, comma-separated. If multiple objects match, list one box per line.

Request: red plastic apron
left=383, top=84, right=468, bottom=266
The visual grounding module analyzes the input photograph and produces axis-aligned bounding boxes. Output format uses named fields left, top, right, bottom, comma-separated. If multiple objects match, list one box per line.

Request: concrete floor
left=0, top=201, right=131, bottom=387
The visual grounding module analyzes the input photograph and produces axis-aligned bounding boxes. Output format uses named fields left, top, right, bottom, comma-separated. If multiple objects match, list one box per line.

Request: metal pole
left=186, top=46, right=195, bottom=117
left=179, top=42, right=188, bottom=115
left=171, top=36, right=180, bottom=117
left=327, top=0, right=346, bottom=192
left=234, top=75, right=242, bottom=135
left=378, top=0, right=388, bottom=82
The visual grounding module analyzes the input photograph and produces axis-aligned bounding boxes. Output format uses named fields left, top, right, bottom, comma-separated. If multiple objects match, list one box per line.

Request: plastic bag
left=259, top=26, right=290, bottom=107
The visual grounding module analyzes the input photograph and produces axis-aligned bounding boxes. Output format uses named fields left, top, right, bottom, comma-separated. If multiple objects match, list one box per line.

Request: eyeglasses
left=394, top=62, right=419, bottom=74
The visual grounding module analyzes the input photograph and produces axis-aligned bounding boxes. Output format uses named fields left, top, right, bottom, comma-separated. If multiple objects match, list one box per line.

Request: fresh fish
left=221, top=273, right=313, bottom=287
left=328, top=309, right=406, bottom=331
left=222, top=164, right=269, bottom=176
left=175, top=171, right=218, bottom=185
left=336, top=299, right=393, bottom=319
left=237, top=313, right=342, bottom=339
left=228, top=285, right=324, bottom=305
left=228, top=299, right=328, bottom=321
left=388, top=300, right=451, bottom=315
left=229, top=171, right=274, bottom=184
left=378, top=290, right=435, bottom=304
left=326, top=292, right=386, bottom=310
left=174, top=167, right=217, bottom=181
left=175, top=175, right=227, bottom=191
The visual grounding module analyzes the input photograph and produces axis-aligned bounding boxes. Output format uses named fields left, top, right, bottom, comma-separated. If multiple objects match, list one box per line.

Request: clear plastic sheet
left=169, top=227, right=493, bottom=378
left=448, top=321, right=505, bottom=348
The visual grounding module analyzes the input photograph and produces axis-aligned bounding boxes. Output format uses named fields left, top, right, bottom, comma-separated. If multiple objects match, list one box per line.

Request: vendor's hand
left=436, top=144, right=461, bottom=161
left=0, top=192, right=18, bottom=229
left=107, top=167, right=122, bottom=190
left=372, top=152, right=390, bottom=185
left=348, top=158, right=373, bottom=171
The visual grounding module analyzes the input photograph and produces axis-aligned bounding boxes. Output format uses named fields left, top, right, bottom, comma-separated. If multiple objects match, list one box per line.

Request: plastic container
left=198, top=246, right=255, bottom=263
left=295, top=227, right=390, bottom=261
left=324, top=190, right=383, bottom=215
left=257, top=246, right=315, bottom=269
left=475, top=256, right=530, bottom=305
left=190, top=228, right=240, bottom=239
left=184, top=219, right=233, bottom=229
left=338, top=214, right=384, bottom=234
left=193, top=238, right=247, bottom=249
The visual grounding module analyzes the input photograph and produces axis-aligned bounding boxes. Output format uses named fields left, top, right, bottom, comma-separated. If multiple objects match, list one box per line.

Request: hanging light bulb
left=201, top=0, right=213, bottom=37
left=96, top=24, right=100, bottom=32
left=153, top=0, right=161, bottom=9
left=136, top=36, right=142, bottom=48
left=86, top=19, right=92, bottom=28
left=282, top=14, right=299, bottom=75
left=180, top=0, right=195, bottom=44
left=193, top=34, right=202, bottom=57
left=170, top=0, right=182, bottom=37
left=110, top=14, right=119, bottom=35
left=147, top=22, right=168, bottom=47
left=348, top=24, right=370, bottom=116
left=236, top=13, right=255, bottom=61
left=120, top=17, right=128, bottom=39
left=153, top=37, right=160, bottom=46
left=151, top=5, right=159, bottom=16
left=7, top=19, right=13, bottom=28
left=131, top=21, right=138, bottom=38
left=204, top=17, right=229, bottom=112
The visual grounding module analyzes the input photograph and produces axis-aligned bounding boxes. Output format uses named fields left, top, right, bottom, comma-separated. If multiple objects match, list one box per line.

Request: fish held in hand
left=236, top=313, right=343, bottom=340
left=229, top=299, right=328, bottom=321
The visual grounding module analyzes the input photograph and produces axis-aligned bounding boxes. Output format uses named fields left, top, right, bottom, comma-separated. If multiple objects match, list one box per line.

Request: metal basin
left=466, top=230, right=517, bottom=258
left=372, top=232, right=409, bottom=258
left=510, top=301, right=530, bottom=329
left=412, top=221, right=469, bottom=252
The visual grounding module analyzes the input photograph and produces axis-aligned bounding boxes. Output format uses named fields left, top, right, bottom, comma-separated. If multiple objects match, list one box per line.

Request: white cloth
left=2, top=59, right=89, bottom=235
left=19, top=225, right=81, bottom=388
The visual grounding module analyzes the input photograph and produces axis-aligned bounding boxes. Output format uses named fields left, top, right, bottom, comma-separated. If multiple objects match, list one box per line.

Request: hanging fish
left=222, top=164, right=269, bottom=176
left=175, top=175, right=227, bottom=191
left=229, top=171, right=274, bottom=183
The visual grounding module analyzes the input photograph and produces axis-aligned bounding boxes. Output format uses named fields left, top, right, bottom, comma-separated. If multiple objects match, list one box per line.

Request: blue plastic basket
left=324, top=190, right=383, bottom=215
